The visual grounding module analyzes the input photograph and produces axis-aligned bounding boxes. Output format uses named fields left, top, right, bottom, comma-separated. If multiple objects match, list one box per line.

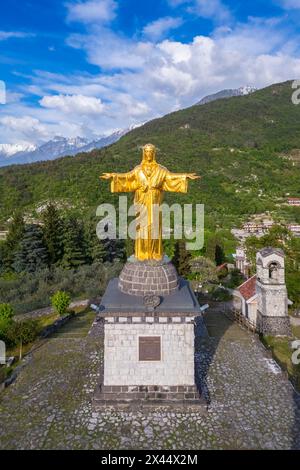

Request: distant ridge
left=197, top=85, right=257, bottom=105
left=0, top=124, right=144, bottom=167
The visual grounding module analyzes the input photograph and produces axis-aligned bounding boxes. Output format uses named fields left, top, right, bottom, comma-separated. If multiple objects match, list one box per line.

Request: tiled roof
left=238, top=275, right=257, bottom=301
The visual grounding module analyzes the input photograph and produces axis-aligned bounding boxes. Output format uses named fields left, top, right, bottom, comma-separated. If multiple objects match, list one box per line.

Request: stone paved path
left=0, top=307, right=299, bottom=449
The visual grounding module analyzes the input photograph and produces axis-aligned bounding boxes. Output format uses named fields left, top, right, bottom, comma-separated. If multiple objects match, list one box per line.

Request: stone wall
left=96, top=384, right=201, bottom=404
left=257, top=311, right=292, bottom=336
left=103, top=322, right=195, bottom=386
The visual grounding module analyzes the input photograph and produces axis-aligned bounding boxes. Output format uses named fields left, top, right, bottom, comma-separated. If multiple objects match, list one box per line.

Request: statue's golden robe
left=111, top=163, right=189, bottom=261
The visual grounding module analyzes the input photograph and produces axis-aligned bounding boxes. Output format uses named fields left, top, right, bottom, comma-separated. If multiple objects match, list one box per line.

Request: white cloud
left=143, top=17, right=183, bottom=41
left=0, top=116, right=48, bottom=142
left=67, top=27, right=155, bottom=70
left=167, top=0, right=190, bottom=6
left=40, top=93, right=106, bottom=114
left=189, top=0, right=231, bottom=21
left=116, top=94, right=150, bottom=117
left=277, top=0, right=300, bottom=8
left=168, top=0, right=231, bottom=22
left=66, top=0, right=117, bottom=24
left=3, top=15, right=300, bottom=146
left=0, top=31, right=34, bottom=41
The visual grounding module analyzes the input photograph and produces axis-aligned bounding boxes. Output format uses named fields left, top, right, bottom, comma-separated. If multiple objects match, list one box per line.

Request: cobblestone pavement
left=0, top=308, right=299, bottom=449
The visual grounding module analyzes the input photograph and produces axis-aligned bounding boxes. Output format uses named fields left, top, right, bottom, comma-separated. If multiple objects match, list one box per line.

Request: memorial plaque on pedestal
left=139, top=336, right=161, bottom=361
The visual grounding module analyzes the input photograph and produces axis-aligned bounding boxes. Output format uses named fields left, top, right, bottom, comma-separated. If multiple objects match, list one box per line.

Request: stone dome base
left=118, top=256, right=179, bottom=296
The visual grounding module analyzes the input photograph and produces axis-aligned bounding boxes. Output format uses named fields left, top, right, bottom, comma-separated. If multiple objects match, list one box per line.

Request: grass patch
left=263, top=335, right=293, bottom=374
left=292, top=325, right=300, bottom=338
left=261, top=334, right=300, bottom=391
left=37, top=312, right=59, bottom=331
left=51, top=309, right=95, bottom=339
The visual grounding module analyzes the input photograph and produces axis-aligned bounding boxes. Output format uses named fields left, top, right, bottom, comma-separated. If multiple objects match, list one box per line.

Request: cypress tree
left=172, top=240, right=192, bottom=277
left=85, top=217, right=106, bottom=263
left=4, top=212, right=25, bottom=270
left=103, top=238, right=126, bottom=262
left=215, top=243, right=226, bottom=266
left=206, top=234, right=225, bottom=265
left=62, top=216, right=88, bottom=269
left=0, top=242, right=6, bottom=273
left=13, top=224, right=49, bottom=273
left=42, top=203, right=63, bottom=265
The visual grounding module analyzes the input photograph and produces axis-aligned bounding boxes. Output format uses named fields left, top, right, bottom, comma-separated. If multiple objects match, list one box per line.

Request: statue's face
left=143, top=146, right=155, bottom=162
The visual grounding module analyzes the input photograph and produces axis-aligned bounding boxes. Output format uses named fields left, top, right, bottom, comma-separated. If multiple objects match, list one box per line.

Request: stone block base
left=94, top=384, right=204, bottom=405
left=257, top=312, right=292, bottom=336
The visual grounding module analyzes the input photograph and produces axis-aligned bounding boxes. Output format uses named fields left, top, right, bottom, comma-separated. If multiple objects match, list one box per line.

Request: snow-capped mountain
left=0, top=127, right=135, bottom=167
left=197, top=86, right=257, bottom=105
left=0, top=143, right=37, bottom=159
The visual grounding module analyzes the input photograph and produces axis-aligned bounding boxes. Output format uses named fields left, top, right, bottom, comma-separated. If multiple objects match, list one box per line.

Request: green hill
left=1, top=80, right=300, bottom=232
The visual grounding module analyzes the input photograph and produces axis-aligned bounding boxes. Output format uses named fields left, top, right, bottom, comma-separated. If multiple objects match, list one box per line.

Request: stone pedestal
left=118, top=256, right=179, bottom=296
left=94, top=259, right=205, bottom=406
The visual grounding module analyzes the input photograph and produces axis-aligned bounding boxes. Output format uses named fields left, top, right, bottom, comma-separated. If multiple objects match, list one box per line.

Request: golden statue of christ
left=100, top=143, right=200, bottom=261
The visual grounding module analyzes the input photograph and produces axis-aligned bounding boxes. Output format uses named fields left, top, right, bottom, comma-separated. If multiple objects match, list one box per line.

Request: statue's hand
left=187, top=173, right=201, bottom=180
left=100, top=173, right=115, bottom=180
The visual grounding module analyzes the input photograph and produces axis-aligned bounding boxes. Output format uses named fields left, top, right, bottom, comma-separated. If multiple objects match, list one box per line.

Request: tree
left=4, top=212, right=25, bottom=270
left=62, top=216, right=88, bottom=269
left=0, top=303, right=14, bottom=342
left=215, top=244, right=226, bottom=266
left=172, top=240, right=192, bottom=276
left=0, top=242, right=7, bottom=274
left=42, top=203, right=64, bottom=265
left=102, top=237, right=126, bottom=263
left=51, top=291, right=71, bottom=316
left=85, top=217, right=106, bottom=263
left=125, top=237, right=135, bottom=259
left=6, top=319, right=39, bottom=360
left=13, top=224, right=49, bottom=273
left=190, top=256, right=218, bottom=283
left=206, top=234, right=225, bottom=265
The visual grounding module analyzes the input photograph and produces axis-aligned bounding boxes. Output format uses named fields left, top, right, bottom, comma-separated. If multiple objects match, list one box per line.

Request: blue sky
left=1, top=0, right=300, bottom=148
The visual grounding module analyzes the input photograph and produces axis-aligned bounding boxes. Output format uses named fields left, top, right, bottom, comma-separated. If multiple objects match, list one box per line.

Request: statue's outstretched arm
left=100, top=172, right=116, bottom=180
left=100, top=169, right=137, bottom=192
left=186, top=173, right=201, bottom=180
left=163, top=170, right=200, bottom=193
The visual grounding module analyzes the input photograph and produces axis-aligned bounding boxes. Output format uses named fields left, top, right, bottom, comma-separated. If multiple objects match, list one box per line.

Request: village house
left=234, top=246, right=250, bottom=278
left=287, top=197, right=300, bottom=206
left=0, top=231, right=8, bottom=241
left=288, top=224, right=300, bottom=237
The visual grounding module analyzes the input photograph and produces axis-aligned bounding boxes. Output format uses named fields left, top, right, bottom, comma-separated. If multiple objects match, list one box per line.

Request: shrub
left=51, top=291, right=71, bottom=316
left=211, top=287, right=232, bottom=301
left=0, top=303, right=14, bottom=341
left=0, top=303, right=14, bottom=321
left=225, top=269, right=245, bottom=289
left=6, top=319, right=39, bottom=347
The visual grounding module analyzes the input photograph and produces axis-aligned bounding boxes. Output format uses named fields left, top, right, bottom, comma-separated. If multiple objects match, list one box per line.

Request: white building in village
left=235, top=246, right=250, bottom=277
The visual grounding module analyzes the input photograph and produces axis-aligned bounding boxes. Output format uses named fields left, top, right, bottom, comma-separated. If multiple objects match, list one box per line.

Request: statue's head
left=142, top=143, right=156, bottom=163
